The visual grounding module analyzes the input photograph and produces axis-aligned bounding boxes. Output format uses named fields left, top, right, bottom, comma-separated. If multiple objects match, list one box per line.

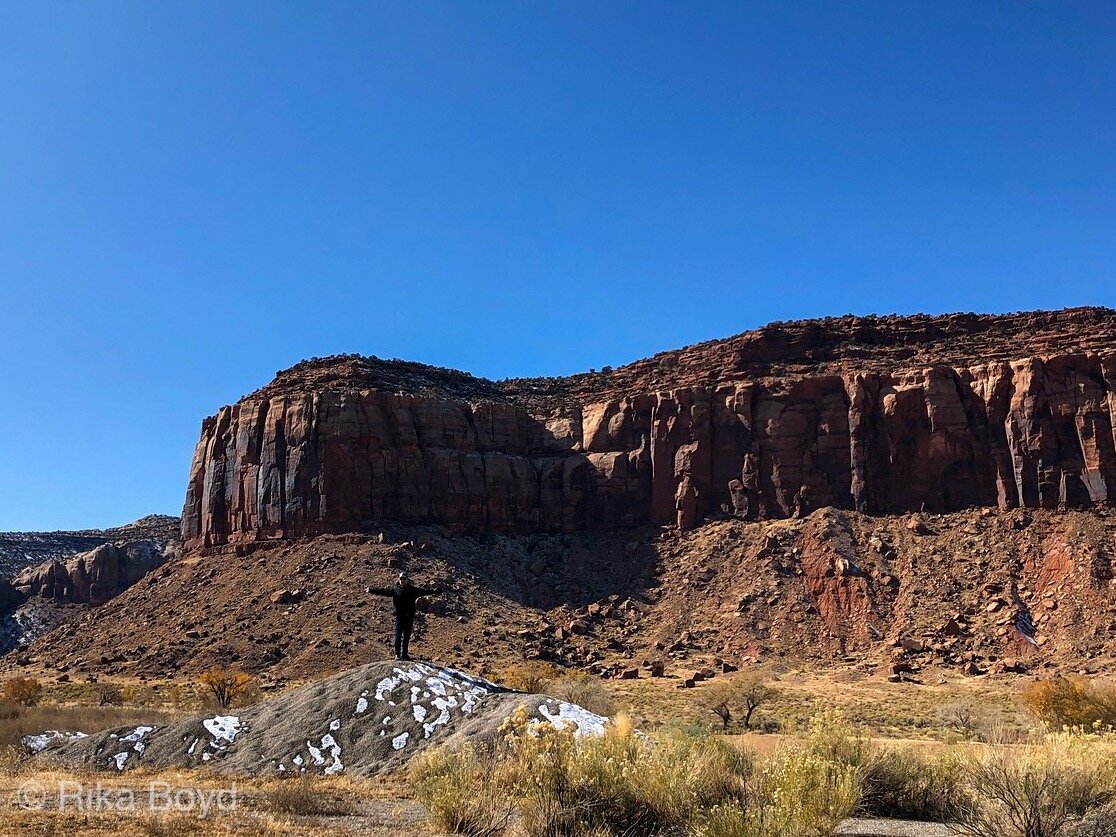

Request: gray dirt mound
left=35, top=660, right=607, bottom=777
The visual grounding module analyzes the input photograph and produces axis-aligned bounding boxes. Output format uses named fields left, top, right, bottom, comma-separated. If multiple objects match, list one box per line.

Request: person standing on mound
left=367, top=572, right=443, bottom=661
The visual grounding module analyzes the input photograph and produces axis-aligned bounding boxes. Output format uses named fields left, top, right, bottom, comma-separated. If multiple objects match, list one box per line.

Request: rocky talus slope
left=183, top=308, right=1116, bottom=547
left=0, top=516, right=180, bottom=654
left=12, top=507, right=1116, bottom=680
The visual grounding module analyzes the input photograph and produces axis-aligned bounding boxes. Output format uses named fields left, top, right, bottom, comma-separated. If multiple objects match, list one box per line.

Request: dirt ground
left=0, top=769, right=436, bottom=837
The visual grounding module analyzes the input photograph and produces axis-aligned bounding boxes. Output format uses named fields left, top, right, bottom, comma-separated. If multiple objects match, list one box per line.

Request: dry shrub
left=3, top=676, right=43, bottom=707
left=99, top=683, right=125, bottom=706
left=860, top=746, right=969, bottom=822
left=1022, top=677, right=1116, bottom=731
left=0, top=742, right=30, bottom=774
left=939, top=699, right=991, bottom=741
left=266, top=773, right=356, bottom=816
left=701, top=748, right=859, bottom=837
left=410, top=745, right=514, bottom=837
left=137, top=812, right=206, bottom=836
left=545, top=674, right=615, bottom=717
left=414, top=706, right=844, bottom=837
left=1070, top=800, right=1116, bottom=837
left=498, top=662, right=560, bottom=694
left=956, top=732, right=1116, bottom=837
left=198, top=668, right=256, bottom=709
left=795, top=710, right=969, bottom=824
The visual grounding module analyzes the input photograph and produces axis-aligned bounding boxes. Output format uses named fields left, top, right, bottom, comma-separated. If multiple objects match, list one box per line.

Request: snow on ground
left=21, top=730, right=87, bottom=755
left=202, top=715, right=242, bottom=745
left=110, top=725, right=156, bottom=770
left=31, top=660, right=610, bottom=777
left=538, top=702, right=609, bottom=737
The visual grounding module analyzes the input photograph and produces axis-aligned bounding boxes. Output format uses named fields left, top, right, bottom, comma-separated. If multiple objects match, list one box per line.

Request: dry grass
left=608, top=665, right=1030, bottom=740
left=265, top=773, right=358, bottom=816
left=0, top=699, right=184, bottom=749
left=0, top=768, right=428, bottom=837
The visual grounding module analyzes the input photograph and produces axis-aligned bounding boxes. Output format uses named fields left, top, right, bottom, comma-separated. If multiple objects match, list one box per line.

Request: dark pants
left=394, top=613, right=415, bottom=659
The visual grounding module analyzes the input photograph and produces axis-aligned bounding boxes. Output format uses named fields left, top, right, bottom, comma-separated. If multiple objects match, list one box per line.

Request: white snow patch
left=115, top=726, right=154, bottom=757
left=187, top=738, right=199, bottom=755
left=203, top=716, right=242, bottom=745
left=320, top=733, right=343, bottom=774
left=413, top=704, right=427, bottom=722
left=461, top=687, right=486, bottom=713
left=121, top=726, right=154, bottom=744
left=113, top=752, right=129, bottom=770
left=355, top=697, right=369, bottom=715
left=392, top=732, right=409, bottom=750
left=293, top=754, right=304, bottom=767
left=374, top=674, right=401, bottom=701
left=423, top=696, right=457, bottom=738
left=537, top=702, right=608, bottom=737
left=21, top=730, right=87, bottom=755
left=307, top=741, right=324, bottom=766
left=329, top=718, right=341, bottom=731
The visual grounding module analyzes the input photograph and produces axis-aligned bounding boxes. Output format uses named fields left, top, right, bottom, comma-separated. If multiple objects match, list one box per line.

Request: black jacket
left=368, top=583, right=440, bottom=618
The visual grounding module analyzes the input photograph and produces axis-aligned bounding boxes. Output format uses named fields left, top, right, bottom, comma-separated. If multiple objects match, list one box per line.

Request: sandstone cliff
left=10, top=541, right=171, bottom=606
left=182, top=308, right=1116, bottom=548
left=0, top=514, right=180, bottom=578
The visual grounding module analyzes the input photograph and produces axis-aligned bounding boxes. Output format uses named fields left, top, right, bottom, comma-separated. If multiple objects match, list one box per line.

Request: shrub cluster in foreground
left=412, top=708, right=856, bottom=837
left=411, top=707, right=1116, bottom=837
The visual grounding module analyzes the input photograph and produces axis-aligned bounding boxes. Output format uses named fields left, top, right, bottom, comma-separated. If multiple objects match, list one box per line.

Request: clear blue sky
left=1, top=2, right=1114, bottom=531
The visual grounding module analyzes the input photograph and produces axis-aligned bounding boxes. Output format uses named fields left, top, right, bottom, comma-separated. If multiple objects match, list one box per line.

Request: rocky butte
left=182, top=307, right=1116, bottom=549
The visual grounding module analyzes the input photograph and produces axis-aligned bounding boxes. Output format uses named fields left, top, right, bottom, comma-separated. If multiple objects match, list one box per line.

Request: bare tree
left=702, top=676, right=777, bottom=731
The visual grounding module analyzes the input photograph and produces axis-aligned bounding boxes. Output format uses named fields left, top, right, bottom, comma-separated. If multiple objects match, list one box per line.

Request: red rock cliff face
left=182, top=309, right=1116, bottom=548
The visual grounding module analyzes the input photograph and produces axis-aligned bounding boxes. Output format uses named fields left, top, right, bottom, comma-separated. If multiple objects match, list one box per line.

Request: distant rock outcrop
left=0, top=514, right=180, bottom=578
left=11, top=541, right=172, bottom=606
left=0, top=578, right=20, bottom=613
left=181, top=308, right=1116, bottom=548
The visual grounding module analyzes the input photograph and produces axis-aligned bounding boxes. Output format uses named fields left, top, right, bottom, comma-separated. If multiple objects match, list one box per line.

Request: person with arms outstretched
left=367, top=571, right=442, bottom=661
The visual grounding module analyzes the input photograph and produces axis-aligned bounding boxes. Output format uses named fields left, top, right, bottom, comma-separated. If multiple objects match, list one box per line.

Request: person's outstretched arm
left=412, top=585, right=442, bottom=597
left=366, top=586, right=394, bottom=596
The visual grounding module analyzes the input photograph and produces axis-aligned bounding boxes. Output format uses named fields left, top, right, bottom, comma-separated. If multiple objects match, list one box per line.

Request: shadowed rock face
left=11, top=541, right=171, bottom=606
left=181, top=308, right=1116, bottom=548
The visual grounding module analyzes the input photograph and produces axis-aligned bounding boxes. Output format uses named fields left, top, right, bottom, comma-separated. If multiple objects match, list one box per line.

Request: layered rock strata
left=182, top=308, right=1116, bottom=548
left=10, top=541, right=171, bottom=606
